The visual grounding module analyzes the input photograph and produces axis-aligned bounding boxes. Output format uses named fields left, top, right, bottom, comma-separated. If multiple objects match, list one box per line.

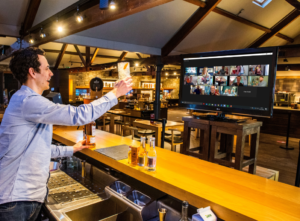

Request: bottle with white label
left=86, top=121, right=96, bottom=146
left=146, top=137, right=156, bottom=171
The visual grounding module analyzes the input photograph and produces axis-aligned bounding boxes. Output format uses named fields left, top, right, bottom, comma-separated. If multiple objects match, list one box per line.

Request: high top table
left=52, top=125, right=300, bottom=221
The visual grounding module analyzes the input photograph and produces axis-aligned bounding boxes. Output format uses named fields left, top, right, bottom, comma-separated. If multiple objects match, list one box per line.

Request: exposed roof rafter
left=248, top=9, right=300, bottom=48
left=74, top=45, right=86, bottom=67
left=91, top=48, right=99, bottom=64
left=21, top=0, right=42, bottom=35
left=54, top=43, right=68, bottom=70
left=118, top=51, right=128, bottom=62
left=162, top=0, right=221, bottom=56
left=286, top=0, right=300, bottom=10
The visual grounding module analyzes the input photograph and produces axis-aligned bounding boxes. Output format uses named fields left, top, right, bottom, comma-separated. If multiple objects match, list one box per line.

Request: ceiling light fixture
left=166, top=72, right=168, bottom=75
left=56, top=18, right=63, bottom=32
left=109, top=0, right=116, bottom=9
left=135, top=63, right=139, bottom=67
left=29, top=34, right=34, bottom=44
left=40, top=27, right=46, bottom=38
left=174, top=72, right=176, bottom=75
left=76, top=5, right=84, bottom=22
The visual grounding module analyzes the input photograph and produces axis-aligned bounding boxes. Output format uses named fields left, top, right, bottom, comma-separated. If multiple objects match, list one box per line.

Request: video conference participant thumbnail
left=204, top=86, right=221, bottom=96
left=248, top=64, right=269, bottom=76
left=229, top=65, right=249, bottom=76
left=184, top=67, right=197, bottom=85
left=230, top=76, right=247, bottom=86
left=214, top=66, right=229, bottom=76
left=199, top=67, right=214, bottom=76
left=220, top=86, right=238, bottom=96
left=197, top=74, right=213, bottom=85
left=248, top=76, right=268, bottom=87
left=214, top=76, right=228, bottom=86
left=190, top=85, right=205, bottom=95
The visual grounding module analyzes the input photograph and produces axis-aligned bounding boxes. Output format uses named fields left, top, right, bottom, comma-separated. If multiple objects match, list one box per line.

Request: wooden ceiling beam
left=248, top=9, right=300, bottom=48
left=91, top=48, right=99, bottom=64
left=74, top=45, right=86, bottom=67
left=118, top=51, right=128, bottom=62
left=286, top=0, right=300, bottom=10
left=43, top=48, right=136, bottom=60
left=21, top=0, right=42, bottom=35
left=86, top=46, right=91, bottom=68
left=161, top=0, right=221, bottom=56
left=54, top=43, right=68, bottom=70
left=183, top=0, right=206, bottom=8
left=0, top=0, right=173, bottom=62
left=136, top=53, right=142, bottom=59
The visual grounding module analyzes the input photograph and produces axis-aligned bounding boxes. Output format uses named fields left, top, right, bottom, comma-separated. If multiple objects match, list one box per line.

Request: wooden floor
left=167, top=107, right=300, bottom=186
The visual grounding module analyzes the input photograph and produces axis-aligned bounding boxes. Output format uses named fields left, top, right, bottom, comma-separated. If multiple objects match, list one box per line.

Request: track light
left=109, top=0, right=116, bottom=9
left=29, top=34, right=34, bottom=44
left=56, top=18, right=63, bottom=32
left=76, top=5, right=84, bottom=22
left=40, top=27, right=46, bottom=38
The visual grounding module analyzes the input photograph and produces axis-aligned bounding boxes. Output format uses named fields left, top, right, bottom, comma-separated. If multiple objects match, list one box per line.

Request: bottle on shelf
left=179, top=201, right=189, bottom=221
left=147, top=137, right=157, bottom=171
left=86, top=121, right=96, bottom=146
left=138, top=137, right=146, bottom=168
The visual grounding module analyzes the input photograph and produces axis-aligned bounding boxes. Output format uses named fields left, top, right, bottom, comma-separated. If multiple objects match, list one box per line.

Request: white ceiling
left=75, top=0, right=197, bottom=48
left=32, top=0, right=79, bottom=26
left=174, top=12, right=264, bottom=53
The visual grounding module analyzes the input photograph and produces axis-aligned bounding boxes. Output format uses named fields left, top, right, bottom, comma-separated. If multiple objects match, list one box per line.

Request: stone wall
left=162, top=77, right=180, bottom=99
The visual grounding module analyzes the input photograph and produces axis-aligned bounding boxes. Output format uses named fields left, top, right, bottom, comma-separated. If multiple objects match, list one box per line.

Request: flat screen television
left=179, top=47, right=278, bottom=118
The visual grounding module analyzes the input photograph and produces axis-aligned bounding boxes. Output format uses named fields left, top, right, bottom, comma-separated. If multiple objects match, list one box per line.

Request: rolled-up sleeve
left=22, top=91, right=118, bottom=125
left=51, top=145, right=73, bottom=158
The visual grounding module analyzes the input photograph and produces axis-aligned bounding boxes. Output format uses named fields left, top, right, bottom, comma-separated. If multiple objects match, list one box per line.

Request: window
left=252, top=0, right=272, bottom=8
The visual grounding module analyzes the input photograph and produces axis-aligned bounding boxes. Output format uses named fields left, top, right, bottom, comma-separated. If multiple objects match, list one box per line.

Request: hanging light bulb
left=135, top=63, right=139, bottom=67
left=174, top=72, right=176, bottom=75
left=109, top=0, right=116, bottom=9
left=40, top=27, right=46, bottom=38
left=76, top=5, right=84, bottom=22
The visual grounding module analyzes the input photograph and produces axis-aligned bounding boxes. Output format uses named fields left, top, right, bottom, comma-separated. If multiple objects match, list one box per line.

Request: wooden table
left=52, top=126, right=300, bottom=221
left=132, top=120, right=184, bottom=147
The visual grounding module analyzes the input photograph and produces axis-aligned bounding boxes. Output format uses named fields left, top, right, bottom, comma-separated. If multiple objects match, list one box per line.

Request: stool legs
left=234, top=130, right=245, bottom=171
left=249, top=129, right=260, bottom=174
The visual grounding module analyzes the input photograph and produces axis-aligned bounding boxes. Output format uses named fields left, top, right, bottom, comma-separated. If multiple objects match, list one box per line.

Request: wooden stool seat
left=209, top=120, right=262, bottom=174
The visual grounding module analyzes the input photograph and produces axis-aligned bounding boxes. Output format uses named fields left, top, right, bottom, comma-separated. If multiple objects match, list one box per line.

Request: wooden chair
left=95, top=114, right=110, bottom=131
left=164, top=129, right=183, bottom=152
left=121, top=125, right=141, bottom=141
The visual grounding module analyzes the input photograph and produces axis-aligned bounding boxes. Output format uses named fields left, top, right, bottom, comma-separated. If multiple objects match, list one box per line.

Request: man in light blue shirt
left=0, top=47, right=132, bottom=221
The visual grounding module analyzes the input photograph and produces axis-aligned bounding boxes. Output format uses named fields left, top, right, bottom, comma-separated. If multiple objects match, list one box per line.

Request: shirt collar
left=20, top=85, right=40, bottom=96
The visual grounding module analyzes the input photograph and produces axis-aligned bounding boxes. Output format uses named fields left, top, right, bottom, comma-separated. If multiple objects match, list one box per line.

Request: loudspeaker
left=99, top=0, right=109, bottom=9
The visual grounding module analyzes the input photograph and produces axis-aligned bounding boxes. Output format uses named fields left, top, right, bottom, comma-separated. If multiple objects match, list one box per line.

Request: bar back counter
left=52, top=126, right=300, bottom=221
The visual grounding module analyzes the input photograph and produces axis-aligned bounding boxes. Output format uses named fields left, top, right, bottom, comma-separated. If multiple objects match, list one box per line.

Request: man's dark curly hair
left=9, top=47, right=45, bottom=84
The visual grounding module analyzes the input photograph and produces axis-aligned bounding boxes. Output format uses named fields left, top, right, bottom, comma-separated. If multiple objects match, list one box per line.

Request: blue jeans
left=0, top=201, right=42, bottom=221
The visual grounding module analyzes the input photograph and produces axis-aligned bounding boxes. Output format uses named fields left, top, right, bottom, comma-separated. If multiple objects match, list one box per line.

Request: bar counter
left=52, top=126, right=300, bottom=221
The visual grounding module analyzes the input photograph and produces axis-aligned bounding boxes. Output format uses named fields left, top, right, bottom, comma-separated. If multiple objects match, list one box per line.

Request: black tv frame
left=179, top=47, right=278, bottom=118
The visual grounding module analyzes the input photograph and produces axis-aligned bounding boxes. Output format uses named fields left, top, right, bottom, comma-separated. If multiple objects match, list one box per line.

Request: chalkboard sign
left=89, top=77, right=103, bottom=91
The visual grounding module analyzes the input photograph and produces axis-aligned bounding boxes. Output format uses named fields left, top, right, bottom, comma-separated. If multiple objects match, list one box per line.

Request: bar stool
left=181, top=116, right=210, bottom=161
left=209, top=120, right=262, bottom=174
left=164, top=129, right=183, bottom=152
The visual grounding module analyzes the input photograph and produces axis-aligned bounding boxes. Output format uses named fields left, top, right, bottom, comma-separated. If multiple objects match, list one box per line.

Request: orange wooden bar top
left=53, top=126, right=300, bottom=221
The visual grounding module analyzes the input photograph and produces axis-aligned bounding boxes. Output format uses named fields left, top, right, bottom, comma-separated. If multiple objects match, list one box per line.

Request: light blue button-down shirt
left=0, top=85, right=118, bottom=204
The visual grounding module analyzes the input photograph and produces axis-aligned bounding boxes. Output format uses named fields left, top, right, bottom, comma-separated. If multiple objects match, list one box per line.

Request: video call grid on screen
left=181, top=52, right=274, bottom=110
